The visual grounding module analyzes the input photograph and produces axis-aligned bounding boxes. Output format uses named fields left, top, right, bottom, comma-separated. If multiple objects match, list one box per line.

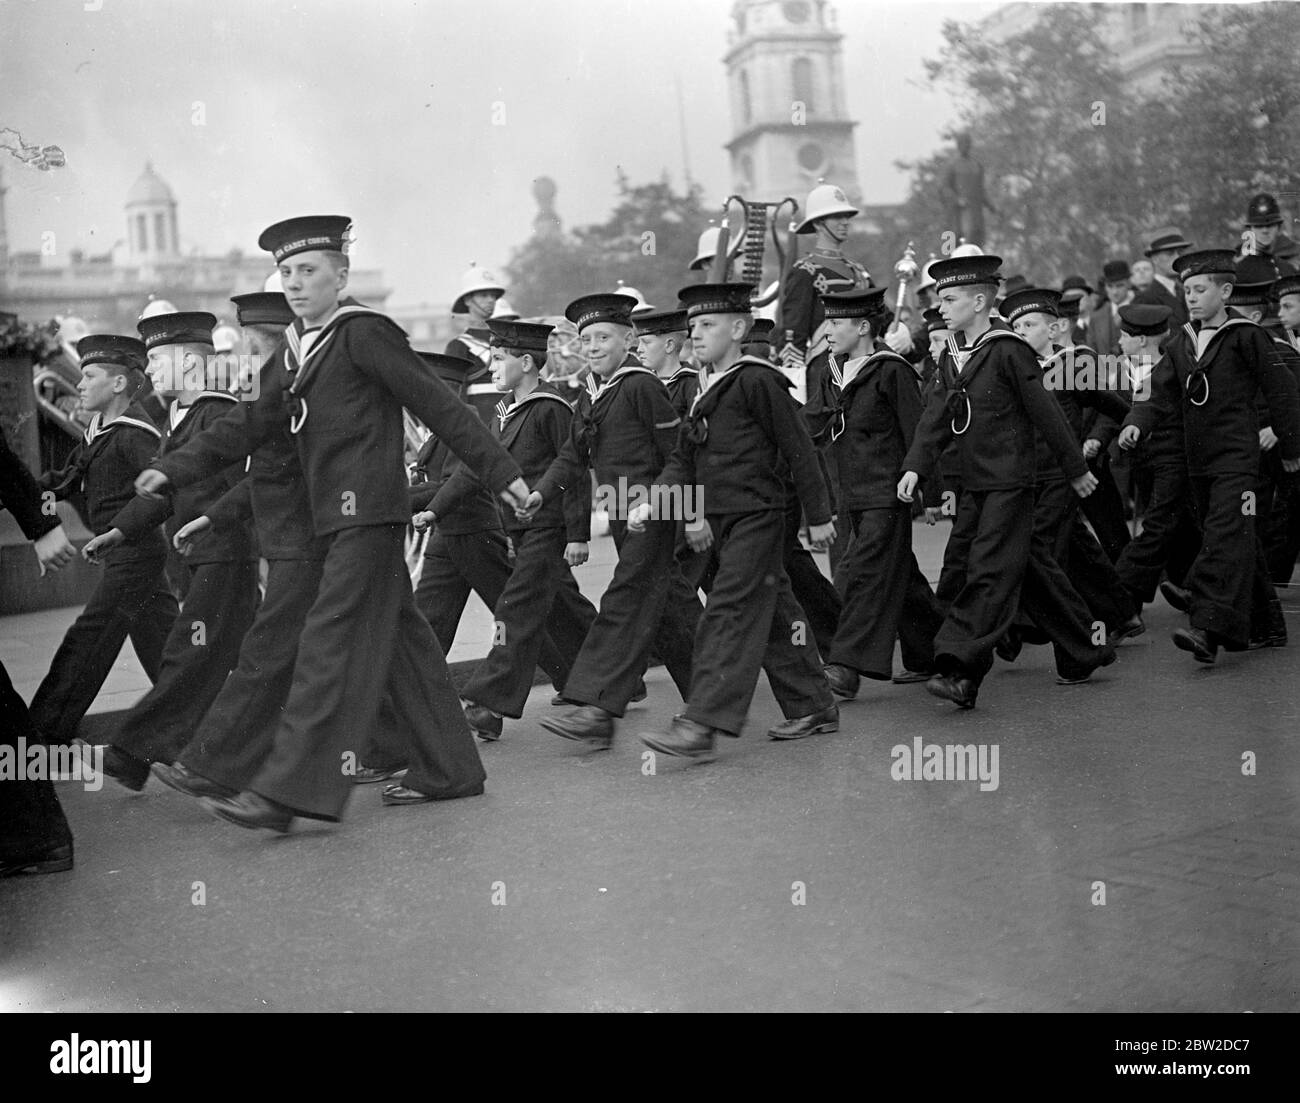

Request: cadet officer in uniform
left=1120, top=249, right=1300, bottom=663
left=27, top=335, right=177, bottom=748
left=526, top=294, right=699, bottom=748
left=899, top=256, right=1112, bottom=709
left=446, top=263, right=507, bottom=367
left=136, top=216, right=527, bottom=829
left=85, top=311, right=258, bottom=789
left=635, top=282, right=838, bottom=759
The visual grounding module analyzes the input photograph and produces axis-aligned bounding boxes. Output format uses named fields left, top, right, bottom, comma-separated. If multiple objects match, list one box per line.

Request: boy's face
left=928, top=330, right=949, bottom=360
left=1131, top=259, right=1154, bottom=288
left=1118, top=330, right=1143, bottom=358
left=581, top=322, right=632, bottom=377
left=690, top=313, right=744, bottom=366
left=1049, top=316, right=1074, bottom=344
left=77, top=363, right=124, bottom=413
left=1184, top=275, right=1230, bottom=320
left=1012, top=312, right=1055, bottom=354
left=146, top=345, right=181, bottom=399
left=937, top=286, right=980, bottom=331
left=825, top=315, right=866, bottom=355
left=490, top=347, right=528, bottom=392
left=280, top=250, right=347, bottom=326
left=244, top=326, right=279, bottom=360
left=1277, top=292, right=1300, bottom=331
left=637, top=332, right=668, bottom=371
left=1105, top=280, right=1131, bottom=306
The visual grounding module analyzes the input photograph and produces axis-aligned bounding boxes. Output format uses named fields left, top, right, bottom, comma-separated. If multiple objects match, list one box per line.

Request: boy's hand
left=1071, top=471, right=1099, bottom=498
left=173, top=516, right=211, bottom=555
left=1081, top=438, right=1102, bottom=459
left=499, top=478, right=530, bottom=512
left=684, top=518, right=713, bottom=553
left=1283, top=456, right=1300, bottom=474
left=34, top=525, right=76, bottom=575
left=515, top=490, right=544, bottom=522
left=808, top=521, right=837, bottom=551
left=627, top=502, right=653, bottom=532
left=1260, top=426, right=1279, bottom=452
left=897, top=471, right=920, bottom=503
left=82, top=528, right=124, bottom=563
left=923, top=507, right=942, bottom=525
left=564, top=541, right=588, bottom=567
left=884, top=322, right=913, bottom=356
left=135, top=469, right=170, bottom=499
left=412, top=510, right=437, bottom=532
left=1117, top=425, right=1141, bottom=450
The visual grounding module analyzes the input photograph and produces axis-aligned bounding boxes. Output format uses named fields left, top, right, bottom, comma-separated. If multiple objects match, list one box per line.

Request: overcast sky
left=1, top=0, right=996, bottom=307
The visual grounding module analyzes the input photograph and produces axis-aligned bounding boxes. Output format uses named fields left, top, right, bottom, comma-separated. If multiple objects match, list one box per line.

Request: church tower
left=125, top=162, right=180, bottom=261
left=723, top=0, right=861, bottom=204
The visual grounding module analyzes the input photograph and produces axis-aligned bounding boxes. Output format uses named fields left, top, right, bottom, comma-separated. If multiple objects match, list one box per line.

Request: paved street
left=2, top=521, right=1299, bottom=1012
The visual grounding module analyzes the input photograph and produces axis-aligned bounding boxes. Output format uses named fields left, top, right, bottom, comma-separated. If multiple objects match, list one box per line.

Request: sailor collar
left=83, top=410, right=162, bottom=444
left=585, top=361, right=659, bottom=404
left=169, top=391, right=238, bottom=431
left=495, top=385, right=572, bottom=429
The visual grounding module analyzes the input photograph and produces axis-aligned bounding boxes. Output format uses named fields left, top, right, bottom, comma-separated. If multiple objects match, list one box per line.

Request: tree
left=505, top=171, right=712, bottom=317
left=894, top=3, right=1300, bottom=283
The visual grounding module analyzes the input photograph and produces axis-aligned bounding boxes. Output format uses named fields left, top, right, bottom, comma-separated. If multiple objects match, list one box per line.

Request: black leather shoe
left=995, top=629, right=1022, bottom=663
left=1248, top=630, right=1288, bottom=650
left=0, top=842, right=73, bottom=878
left=463, top=702, right=503, bottom=741
left=630, top=680, right=648, bottom=703
left=925, top=673, right=979, bottom=709
left=642, top=716, right=717, bottom=760
left=769, top=705, right=839, bottom=740
left=381, top=780, right=485, bottom=805
left=1108, top=615, right=1146, bottom=646
left=151, top=761, right=236, bottom=799
left=1172, top=627, right=1217, bottom=664
left=822, top=663, right=859, bottom=699
left=202, top=791, right=294, bottom=833
left=892, top=668, right=933, bottom=684
left=1058, top=646, right=1118, bottom=684
left=83, top=742, right=149, bottom=791
left=1160, top=580, right=1191, bottom=612
left=540, top=706, right=615, bottom=748
left=352, top=764, right=408, bottom=784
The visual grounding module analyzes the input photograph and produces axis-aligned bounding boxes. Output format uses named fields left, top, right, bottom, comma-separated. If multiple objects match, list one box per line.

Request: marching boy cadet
left=998, top=287, right=1143, bottom=649
left=633, top=282, right=839, bottom=759
left=135, top=216, right=528, bottom=830
left=148, top=292, right=332, bottom=801
left=1110, top=304, right=1200, bottom=612
left=83, top=311, right=258, bottom=789
left=898, top=257, right=1112, bottom=710
left=813, top=287, right=944, bottom=696
left=635, top=308, right=699, bottom=418
left=455, top=317, right=598, bottom=741
left=1265, top=272, right=1300, bottom=582
left=27, top=335, right=179, bottom=747
left=521, top=294, right=700, bottom=748
left=1120, top=249, right=1300, bottom=663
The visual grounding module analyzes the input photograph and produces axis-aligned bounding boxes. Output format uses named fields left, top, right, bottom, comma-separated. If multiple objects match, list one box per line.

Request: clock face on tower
left=783, top=1, right=811, bottom=23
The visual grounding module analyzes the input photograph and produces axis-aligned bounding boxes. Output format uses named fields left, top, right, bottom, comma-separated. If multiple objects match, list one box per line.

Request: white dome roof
left=127, top=162, right=175, bottom=206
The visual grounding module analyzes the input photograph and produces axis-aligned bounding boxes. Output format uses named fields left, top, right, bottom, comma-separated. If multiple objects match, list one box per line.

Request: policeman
left=1236, top=193, right=1300, bottom=273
